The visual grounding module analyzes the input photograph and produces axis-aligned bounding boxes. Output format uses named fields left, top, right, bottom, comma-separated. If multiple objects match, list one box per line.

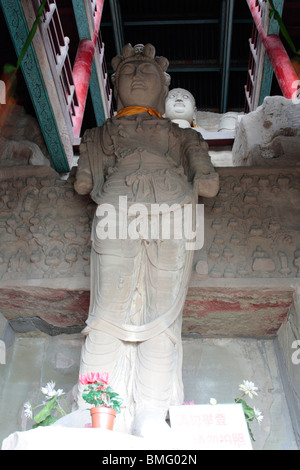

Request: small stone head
left=165, top=88, right=197, bottom=125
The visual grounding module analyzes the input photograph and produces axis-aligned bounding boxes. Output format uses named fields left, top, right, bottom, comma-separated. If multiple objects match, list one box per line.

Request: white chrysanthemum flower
left=238, top=380, right=258, bottom=399
left=41, top=381, right=64, bottom=400
left=254, top=407, right=264, bottom=423
left=210, top=398, right=217, bottom=405
left=41, top=380, right=56, bottom=398
left=23, top=402, right=32, bottom=419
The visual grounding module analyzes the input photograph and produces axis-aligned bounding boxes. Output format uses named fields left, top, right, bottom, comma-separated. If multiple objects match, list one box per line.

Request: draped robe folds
left=74, top=113, right=214, bottom=422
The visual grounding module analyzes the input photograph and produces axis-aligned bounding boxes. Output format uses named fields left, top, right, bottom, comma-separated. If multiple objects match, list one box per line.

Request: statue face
left=165, top=88, right=196, bottom=123
left=117, top=60, right=163, bottom=109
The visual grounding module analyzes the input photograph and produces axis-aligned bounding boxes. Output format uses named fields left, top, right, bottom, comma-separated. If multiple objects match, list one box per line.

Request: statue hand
left=74, top=170, right=93, bottom=195
left=194, top=171, right=219, bottom=198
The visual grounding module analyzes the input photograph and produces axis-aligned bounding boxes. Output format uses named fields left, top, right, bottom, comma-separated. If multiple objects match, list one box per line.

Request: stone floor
left=0, top=332, right=298, bottom=450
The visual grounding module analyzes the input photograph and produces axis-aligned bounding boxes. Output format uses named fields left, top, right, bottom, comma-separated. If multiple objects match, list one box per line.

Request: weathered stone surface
left=0, top=285, right=293, bottom=338
left=194, top=166, right=300, bottom=282
left=0, top=287, right=89, bottom=329
left=0, top=166, right=93, bottom=282
left=1, top=165, right=299, bottom=284
left=183, top=288, right=293, bottom=337
left=232, top=96, right=300, bottom=166
left=0, top=105, right=50, bottom=165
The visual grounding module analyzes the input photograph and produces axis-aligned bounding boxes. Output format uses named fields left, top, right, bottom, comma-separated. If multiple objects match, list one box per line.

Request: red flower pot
left=90, top=406, right=117, bottom=430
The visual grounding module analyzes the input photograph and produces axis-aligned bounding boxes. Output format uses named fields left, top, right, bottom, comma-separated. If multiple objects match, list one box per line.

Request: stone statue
left=164, top=88, right=198, bottom=129
left=74, top=44, right=219, bottom=435
left=165, top=87, right=238, bottom=139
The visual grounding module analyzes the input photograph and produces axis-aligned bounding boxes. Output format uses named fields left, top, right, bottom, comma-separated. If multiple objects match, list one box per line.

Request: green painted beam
left=1, top=0, right=70, bottom=173
left=72, top=0, right=107, bottom=127
left=259, top=0, right=285, bottom=106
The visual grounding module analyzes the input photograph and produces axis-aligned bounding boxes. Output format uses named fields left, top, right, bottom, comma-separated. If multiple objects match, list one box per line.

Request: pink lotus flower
left=79, top=371, right=109, bottom=386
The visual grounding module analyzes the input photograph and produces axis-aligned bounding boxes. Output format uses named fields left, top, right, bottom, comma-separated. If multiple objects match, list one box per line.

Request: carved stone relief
left=1, top=165, right=299, bottom=284
left=193, top=167, right=300, bottom=281
left=0, top=164, right=298, bottom=340
left=0, top=167, right=94, bottom=282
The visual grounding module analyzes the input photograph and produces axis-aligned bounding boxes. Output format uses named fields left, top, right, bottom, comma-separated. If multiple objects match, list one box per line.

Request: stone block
left=232, top=96, right=300, bottom=165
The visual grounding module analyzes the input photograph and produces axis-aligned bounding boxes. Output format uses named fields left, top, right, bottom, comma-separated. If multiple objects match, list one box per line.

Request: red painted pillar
left=73, top=39, right=95, bottom=139
left=265, top=34, right=299, bottom=99
left=246, top=0, right=299, bottom=100
left=72, top=0, right=105, bottom=140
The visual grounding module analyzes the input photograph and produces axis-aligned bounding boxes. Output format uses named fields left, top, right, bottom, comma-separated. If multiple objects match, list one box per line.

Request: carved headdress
left=111, top=44, right=171, bottom=114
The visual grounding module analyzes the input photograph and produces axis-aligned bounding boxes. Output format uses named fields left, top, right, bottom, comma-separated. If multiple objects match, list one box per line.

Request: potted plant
left=210, top=379, right=264, bottom=442
left=79, top=372, right=123, bottom=430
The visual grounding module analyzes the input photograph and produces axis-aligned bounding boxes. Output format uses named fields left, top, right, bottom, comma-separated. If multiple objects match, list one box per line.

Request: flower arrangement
left=210, top=379, right=264, bottom=442
left=23, top=381, right=69, bottom=427
left=79, top=372, right=123, bottom=414
left=185, top=379, right=264, bottom=442
left=234, top=380, right=263, bottom=441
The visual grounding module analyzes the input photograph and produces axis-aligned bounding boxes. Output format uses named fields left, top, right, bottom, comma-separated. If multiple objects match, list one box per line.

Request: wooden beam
left=258, top=0, right=285, bottom=105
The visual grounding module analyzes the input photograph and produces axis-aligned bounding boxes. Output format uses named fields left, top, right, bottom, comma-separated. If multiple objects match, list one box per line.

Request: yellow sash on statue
left=116, top=106, right=163, bottom=118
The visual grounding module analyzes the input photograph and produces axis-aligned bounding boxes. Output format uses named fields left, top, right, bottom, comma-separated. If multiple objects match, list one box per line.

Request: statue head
left=165, top=88, right=197, bottom=125
left=111, top=44, right=171, bottom=114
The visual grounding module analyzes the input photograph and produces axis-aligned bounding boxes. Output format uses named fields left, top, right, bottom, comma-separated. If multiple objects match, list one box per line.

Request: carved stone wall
left=194, top=167, right=300, bottom=281
left=0, top=164, right=299, bottom=337
left=0, top=167, right=93, bottom=283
